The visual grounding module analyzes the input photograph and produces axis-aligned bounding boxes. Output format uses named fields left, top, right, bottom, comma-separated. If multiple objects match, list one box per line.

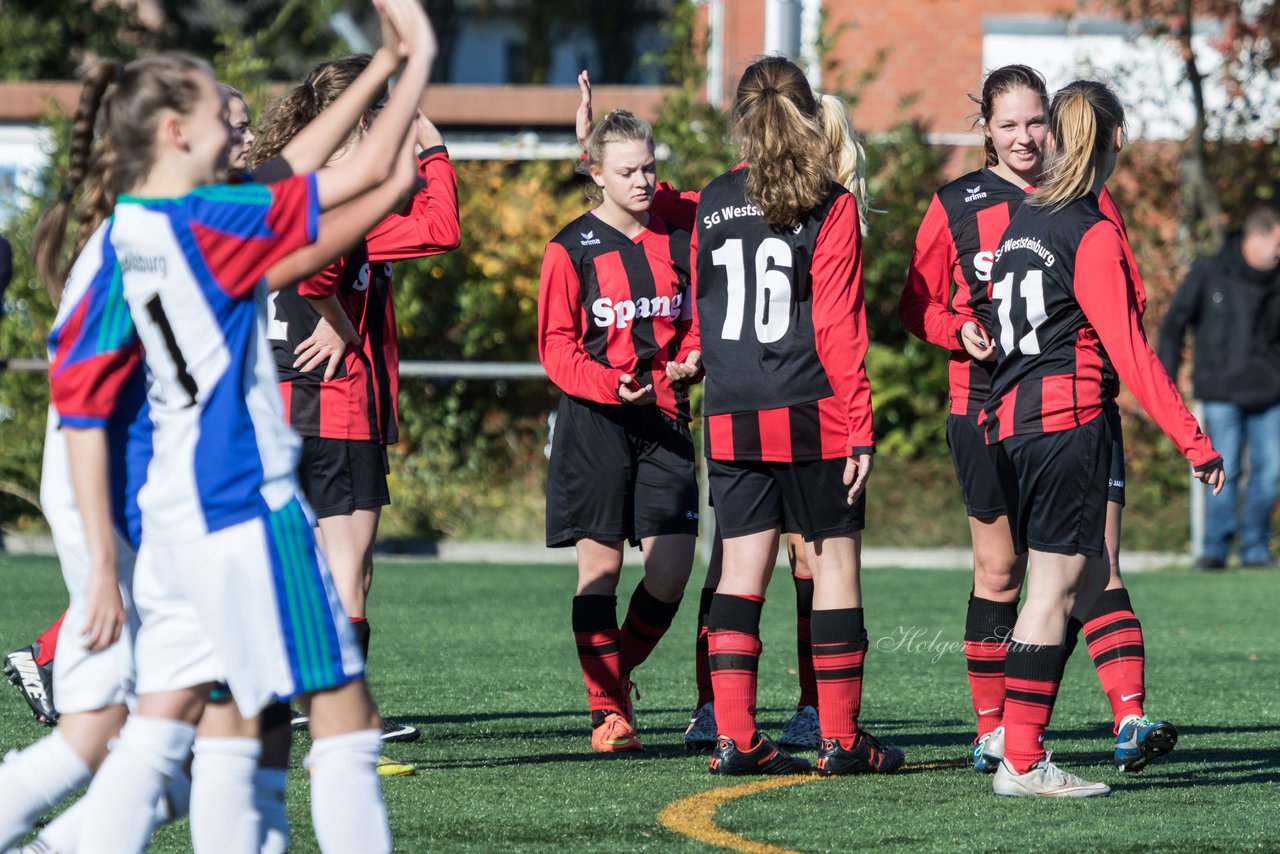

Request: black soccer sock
left=350, top=617, right=371, bottom=662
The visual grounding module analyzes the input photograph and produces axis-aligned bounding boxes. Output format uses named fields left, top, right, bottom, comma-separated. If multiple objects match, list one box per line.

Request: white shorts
left=134, top=498, right=363, bottom=718
left=48, top=517, right=140, bottom=715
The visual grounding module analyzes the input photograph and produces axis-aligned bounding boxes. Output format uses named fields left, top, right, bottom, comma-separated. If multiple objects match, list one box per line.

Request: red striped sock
left=572, top=595, right=624, bottom=716
left=34, top=610, right=67, bottom=666
left=964, top=596, right=1018, bottom=739
left=708, top=593, right=765, bottom=747
left=618, top=580, right=681, bottom=678
left=1083, top=589, right=1145, bottom=731
left=811, top=608, right=866, bottom=747
left=1002, top=642, right=1065, bottom=774
left=694, top=588, right=714, bottom=707
left=792, top=573, right=817, bottom=708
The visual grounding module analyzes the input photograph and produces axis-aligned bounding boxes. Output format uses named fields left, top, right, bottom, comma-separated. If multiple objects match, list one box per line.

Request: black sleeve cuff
left=1193, top=455, right=1223, bottom=473
left=418, top=145, right=448, bottom=162
left=850, top=445, right=876, bottom=456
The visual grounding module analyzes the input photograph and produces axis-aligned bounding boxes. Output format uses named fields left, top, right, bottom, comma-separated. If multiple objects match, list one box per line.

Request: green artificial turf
left=1, top=553, right=1276, bottom=852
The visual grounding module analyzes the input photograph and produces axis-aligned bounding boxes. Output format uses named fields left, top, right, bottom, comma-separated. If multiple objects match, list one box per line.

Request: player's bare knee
left=305, top=680, right=380, bottom=739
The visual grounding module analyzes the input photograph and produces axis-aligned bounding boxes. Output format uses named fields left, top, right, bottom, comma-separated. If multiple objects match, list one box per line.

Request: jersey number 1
left=991, top=270, right=1047, bottom=355
left=712, top=238, right=792, bottom=343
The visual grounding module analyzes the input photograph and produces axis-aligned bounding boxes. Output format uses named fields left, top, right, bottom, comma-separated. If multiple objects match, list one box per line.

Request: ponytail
left=33, top=53, right=210, bottom=303
left=251, top=54, right=373, bottom=168
left=32, top=61, right=120, bottom=301
left=732, top=56, right=831, bottom=229
left=817, top=93, right=872, bottom=236
left=1030, top=80, right=1126, bottom=211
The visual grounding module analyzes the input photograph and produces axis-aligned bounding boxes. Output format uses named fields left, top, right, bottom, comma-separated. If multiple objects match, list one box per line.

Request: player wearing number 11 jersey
left=683, top=56, right=901, bottom=777
left=983, top=80, right=1221, bottom=798
left=901, top=65, right=1188, bottom=780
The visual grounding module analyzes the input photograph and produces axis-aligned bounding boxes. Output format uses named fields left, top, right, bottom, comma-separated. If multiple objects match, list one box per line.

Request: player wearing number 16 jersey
left=983, top=80, right=1222, bottom=798
left=681, top=56, right=902, bottom=777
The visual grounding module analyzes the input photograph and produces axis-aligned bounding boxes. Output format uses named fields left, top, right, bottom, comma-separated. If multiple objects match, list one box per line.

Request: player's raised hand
left=665, top=349, right=701, bottom=382
left=843, top=452, right=874, bottom=505
left=373, top=0, right=409, bottom=60
left=379, top=0, right=437, bottom=71
left=1197, top=460, right=1226, bottom=497
left=575, top=70, right=593, bottom=148
left=960, top=320, right=996, bottom=362
left=416, top=111, right=444, bottom=149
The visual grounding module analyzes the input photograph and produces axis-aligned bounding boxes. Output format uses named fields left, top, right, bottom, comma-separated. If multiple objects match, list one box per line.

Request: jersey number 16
left=711, top=237, right=793, bottom=344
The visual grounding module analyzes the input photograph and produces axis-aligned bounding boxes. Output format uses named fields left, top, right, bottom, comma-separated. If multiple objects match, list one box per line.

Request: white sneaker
left=972, top=725, right=1005, bottom=773
left=778, top=705, right=822, bottom=750
left=993, top=753, right=1111, bottom=797
left=683, top=702, right=717, bottom=750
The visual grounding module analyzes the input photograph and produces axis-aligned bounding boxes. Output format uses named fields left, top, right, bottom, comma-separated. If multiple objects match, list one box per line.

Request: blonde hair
left=732, top=56, right=832, bottom=229
left=817, top=94, right=871, bottom=236
left=1030, top=80, right=1126, bottom=211
left=33, top=54, right=211, bottom=300
left=251, top=54, right=374, bottom=168
left=582, top=109, right=654, bottom=204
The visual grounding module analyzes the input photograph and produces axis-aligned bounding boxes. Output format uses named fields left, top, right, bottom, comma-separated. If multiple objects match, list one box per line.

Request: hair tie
left=761, top=86, right=779, bottom=95
left=58, top=187, right=74, bottom=203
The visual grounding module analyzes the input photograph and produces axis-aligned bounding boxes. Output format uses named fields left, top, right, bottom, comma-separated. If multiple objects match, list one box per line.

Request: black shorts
left=296, top=436, right=391, bottom=519
left=989, top=414, right=1112, bottom=557
left=947, top=414, right=1007, bottom=519
left=545, top=395, right=699, bottom=548
left=1102, top=399, right=1126, bottom=506
left=948, top=408, right=1125, bottom=518
left=707, top=456, right=866, bottom=541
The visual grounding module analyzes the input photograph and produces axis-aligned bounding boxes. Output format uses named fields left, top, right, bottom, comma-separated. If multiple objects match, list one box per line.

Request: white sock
left=33, top=767, right=192, bottom=854
left=28, top=794, right=86, bottom=854
left=190, top=737, right=261, bottom=854
left=306, top=729, right=390, bottom=854
left=156, top=768, right=193, bottom=824
left=75, top=716, right=196, bottom=854
left=0, top=731, right=91, bottom=850
left=254, top=768, right=290, bottom=854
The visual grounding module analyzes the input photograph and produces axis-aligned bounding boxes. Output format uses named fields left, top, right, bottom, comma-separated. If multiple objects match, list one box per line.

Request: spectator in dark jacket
left=1159, top=206, right=1280, bottom=569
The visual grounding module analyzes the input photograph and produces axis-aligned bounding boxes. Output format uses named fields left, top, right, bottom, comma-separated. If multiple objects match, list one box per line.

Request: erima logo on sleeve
left=964, top=186, right=988, bottom=203
left=580, top=231, right=601, bottom=246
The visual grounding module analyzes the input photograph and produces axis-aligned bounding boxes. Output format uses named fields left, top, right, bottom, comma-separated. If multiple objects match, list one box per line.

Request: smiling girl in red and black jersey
left=982, top=81, right=1223, bottom=797
left=539, top=109, right=699, bottom=753
left=674, top=56, right=902, bottom=777
left=251, top=56, right=461, bottom=750
left=899, top=65, right=1183, bottom=777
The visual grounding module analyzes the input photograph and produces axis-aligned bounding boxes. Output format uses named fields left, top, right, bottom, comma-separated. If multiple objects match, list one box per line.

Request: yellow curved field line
left=657, top=775, right=816, bottom=854
left=658, top=759, right=963, bottom=853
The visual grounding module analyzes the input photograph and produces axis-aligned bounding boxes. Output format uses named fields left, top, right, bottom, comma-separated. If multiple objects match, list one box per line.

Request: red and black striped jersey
left=901, top=170, right=1143, bottom=417
left=983, top=193, right=1219, bottom=470
left=271, top=147, right=460, bottom=443
left=538, top=207, right=694, bottom=421
left=900, top=168, right=1029, bottom=417
left=684, top=166, right=874, bottom=463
